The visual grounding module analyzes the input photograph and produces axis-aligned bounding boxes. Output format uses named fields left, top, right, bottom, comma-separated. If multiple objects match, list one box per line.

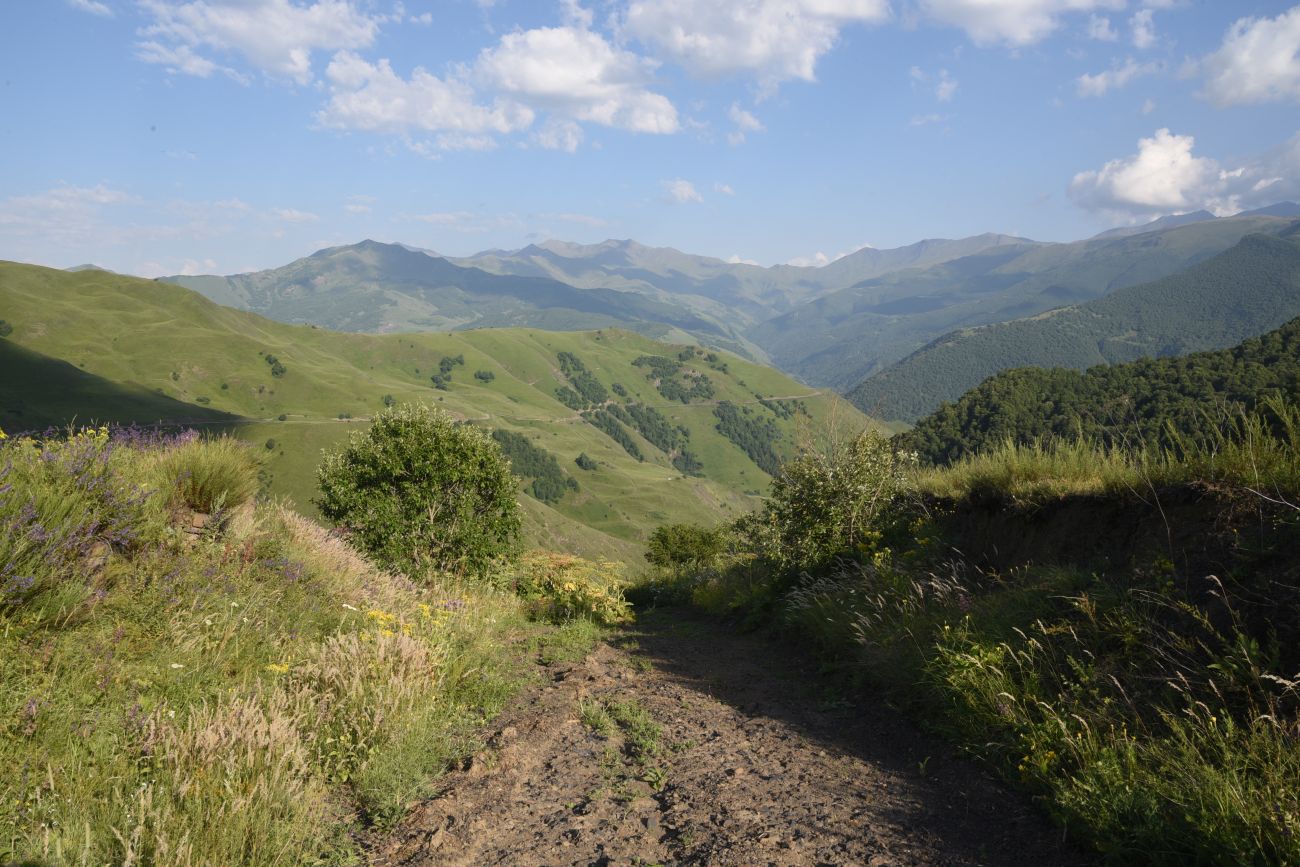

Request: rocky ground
left=371, top=609, right=1093, bottom=867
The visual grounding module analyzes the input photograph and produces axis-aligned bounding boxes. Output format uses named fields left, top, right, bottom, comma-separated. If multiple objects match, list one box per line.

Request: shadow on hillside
left=0, top=339, right=243, bottom=434
left=622, top=606, right=1095, bottom=867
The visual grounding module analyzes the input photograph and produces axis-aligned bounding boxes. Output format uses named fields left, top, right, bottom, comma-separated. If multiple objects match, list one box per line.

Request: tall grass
left=0, top=428, right=535, bottom=864
left=668, top=400, right=1300, bottom=865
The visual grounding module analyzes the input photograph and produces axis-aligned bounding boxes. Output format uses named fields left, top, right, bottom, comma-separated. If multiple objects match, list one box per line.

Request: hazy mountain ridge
left=755, top=214, right=1300, bottom=390
left=847, top=227, right=1300, bottom=421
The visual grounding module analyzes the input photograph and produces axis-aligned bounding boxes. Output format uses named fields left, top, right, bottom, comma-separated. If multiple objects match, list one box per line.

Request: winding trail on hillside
left=371, top=609, right=1092, bottom=867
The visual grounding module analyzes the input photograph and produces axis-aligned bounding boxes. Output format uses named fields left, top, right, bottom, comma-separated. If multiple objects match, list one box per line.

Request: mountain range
left=156, top=203, right=1300, bottom=427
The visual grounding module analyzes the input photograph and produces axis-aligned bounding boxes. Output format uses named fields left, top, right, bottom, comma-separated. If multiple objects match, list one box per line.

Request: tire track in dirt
left=372, top=609, right=1093, bottom=867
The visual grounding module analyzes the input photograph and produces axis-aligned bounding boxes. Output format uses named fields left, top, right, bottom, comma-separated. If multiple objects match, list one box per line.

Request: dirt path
left=372, top=609, right=1092, bottom=867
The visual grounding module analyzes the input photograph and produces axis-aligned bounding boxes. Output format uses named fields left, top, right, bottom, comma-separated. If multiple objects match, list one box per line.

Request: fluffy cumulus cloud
left=1070, top=128, right=1300, bottom=221
left=1198, top=6, right=1300, bottom=107
left=917, top=0, right=1125, bottom=46
left=1076, top=58, right=1159, bottom=97
left=476, top=25, right=678, bottom=133
left=662, top=179, right=703, bottom=203
left=620, top=0, right=889, bottom=88
left=137, top=0, right=379, bottom=84
left=316, top=51, right=533, bottom=139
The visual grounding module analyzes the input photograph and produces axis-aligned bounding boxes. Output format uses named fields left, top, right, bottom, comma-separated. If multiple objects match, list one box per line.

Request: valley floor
left=373, top=609, right=1090, bottom=867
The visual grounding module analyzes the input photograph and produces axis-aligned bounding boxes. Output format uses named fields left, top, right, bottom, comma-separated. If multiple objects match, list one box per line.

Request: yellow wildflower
left=264, top=663, right=290, bottom=674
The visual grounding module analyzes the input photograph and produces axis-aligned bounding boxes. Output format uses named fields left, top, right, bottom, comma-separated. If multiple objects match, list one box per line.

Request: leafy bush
left=0, top=319, right=12, bottom=337
left=575, top=452, right=597, bottom=471
left=264, top=354, right=286, bottom=378
left=513, top=551, right=630, bottom=625
left=645, top=523, right=725, bottom=571
left=315, top=403, right=521, bottom=578
left=765, top=430, right=915, bottom=570
left=474, top=370, right=495, bottom=383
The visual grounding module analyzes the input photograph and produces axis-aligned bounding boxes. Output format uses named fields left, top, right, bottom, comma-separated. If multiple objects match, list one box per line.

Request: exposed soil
left=371, top=609, right=1093, bottom=867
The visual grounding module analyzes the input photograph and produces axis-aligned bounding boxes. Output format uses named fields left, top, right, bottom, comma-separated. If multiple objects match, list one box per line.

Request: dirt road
left=372, top=609, right=1092, bottom=866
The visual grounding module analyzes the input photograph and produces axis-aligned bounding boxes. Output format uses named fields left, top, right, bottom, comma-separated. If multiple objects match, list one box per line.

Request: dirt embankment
left=372, top=610, right=1092, bottom=867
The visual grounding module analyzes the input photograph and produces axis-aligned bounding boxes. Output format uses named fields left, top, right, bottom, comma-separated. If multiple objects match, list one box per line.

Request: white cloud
left=908, top=112, right=946, bottom=126
left=663, top=179, right=703, bottom=203
left=317, top=51, right=533, bottom=141
left=406, top=211, right=522, bottom=233
left=910, top=66, right=958, bottom=102
left=1198, top=6, right=1300, bottom=107
left=714, top=182, right=735, bottom=195
left=621, top=0, right=889, bottom=89
left=1131, top=8, right=1155, bottom=49
left=1142, top=97, right=1156, bottom=114
left=1086, top=14, right=1117, bottom=41
left=135, top=40, right=246, bottom=81
left=344, top=202, right=371, bottom=214
left=1076, top=58, right=1159, bottom=97
left=534, top=119, right=585, bottom=152
left=1069, top=128, right=1300, bottom=221
left=410, top=12, right=432, bottom=25
left=137, top=0, right=380, bottom=85
left=727, top=103, right=763, bottom=144
left=726, top=254, right=759, bottom=265
left=271, top=207, right=320, bottom=222
left=69, top=0, right=113, bottom=16
left=786, top=251, right=830, bottom=267
left=935, top=68, right=958, bottom=101
left=917, top=0, right=1125, bottom=47
left=476, top=26, right=678, bottom=133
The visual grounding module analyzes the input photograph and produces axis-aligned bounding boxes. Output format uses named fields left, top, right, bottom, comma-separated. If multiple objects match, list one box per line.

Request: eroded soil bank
left=372, top=609, right=1092, bottom=867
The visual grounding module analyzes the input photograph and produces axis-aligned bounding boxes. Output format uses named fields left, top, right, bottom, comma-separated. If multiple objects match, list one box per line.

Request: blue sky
left=2, top=0, right=1298, bottom=276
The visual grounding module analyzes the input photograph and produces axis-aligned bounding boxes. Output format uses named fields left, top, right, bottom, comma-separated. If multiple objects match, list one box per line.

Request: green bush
left=315, top=403, right=521, bottom=578
left=764, top=429, right=915, bottom=569
left=513, top=551, right=630, bottom=625
left=645, top=523, right=724, bottom=571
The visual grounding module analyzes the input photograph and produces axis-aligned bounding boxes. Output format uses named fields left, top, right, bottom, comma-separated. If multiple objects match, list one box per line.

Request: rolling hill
left=755, top=213, right=1300, bottom=391
left=0, top=260, right=870, bottom=559
left=848, top=229, right=1300, bottom=422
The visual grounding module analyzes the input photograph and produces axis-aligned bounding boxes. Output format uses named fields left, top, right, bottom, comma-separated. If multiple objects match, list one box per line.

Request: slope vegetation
left=849, top=229, right=1300, bottom=421
left=0, top=260, right=866, bottom=557
left=758, top=215, right=1299, bottom=390
left=902, top=313, right=1300, bottom=464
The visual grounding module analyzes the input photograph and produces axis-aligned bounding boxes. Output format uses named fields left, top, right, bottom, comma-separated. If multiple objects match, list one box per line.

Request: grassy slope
left=849, top=231, right=1300, bottom=422
left=0, top=260, right=868, bottom=558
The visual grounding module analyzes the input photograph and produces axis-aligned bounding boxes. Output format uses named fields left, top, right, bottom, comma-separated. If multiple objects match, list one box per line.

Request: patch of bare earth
left=371, top=610, right=1093, bottom=867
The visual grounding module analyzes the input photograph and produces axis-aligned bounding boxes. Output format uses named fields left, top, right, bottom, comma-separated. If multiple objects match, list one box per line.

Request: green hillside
left=755, top=215, right=1300, bottom=390
left=849, top=230, right=1300, bottom=422
left=903, top=314, right=1300, bottom=464
left=0, top=260, right=867, bottom=558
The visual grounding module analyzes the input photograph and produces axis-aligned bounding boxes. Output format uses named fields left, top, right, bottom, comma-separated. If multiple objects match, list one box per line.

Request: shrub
left=159, top=435, right=261, bottom=513
left=645, top=523, right=725, bottom=571
left=473, top=370, right=495, bottom=383
left=315, top=403, right=521, bottom=578
left=513, top=551, right=630, bottom=625
left=575, top=453, right=597, bottom=471
left=764, top=430, right=915, bottom=570
left=0, top=319, right=12, bottom=337
left=382, top=394, right=396, bottom=407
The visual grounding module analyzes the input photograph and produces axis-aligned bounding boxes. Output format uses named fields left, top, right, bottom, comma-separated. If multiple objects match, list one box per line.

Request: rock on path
left=371, top=609, right=1092, bottom=867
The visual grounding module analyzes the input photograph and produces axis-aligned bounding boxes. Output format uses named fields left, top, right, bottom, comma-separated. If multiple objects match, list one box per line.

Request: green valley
left=0, top=259, right=866, bottom=559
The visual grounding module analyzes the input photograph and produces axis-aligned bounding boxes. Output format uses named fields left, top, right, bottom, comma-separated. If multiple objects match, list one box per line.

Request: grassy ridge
left=0, top=430, right=568, bottom=865
left=0, top=260, right=867, bottom=556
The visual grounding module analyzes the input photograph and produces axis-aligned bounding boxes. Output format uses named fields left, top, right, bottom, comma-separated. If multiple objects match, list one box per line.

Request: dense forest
left=904, top=315, right=1300, bottom=464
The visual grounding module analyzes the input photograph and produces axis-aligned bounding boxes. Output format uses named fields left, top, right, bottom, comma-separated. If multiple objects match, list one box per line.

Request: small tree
left=764, top=430, right=915, bottom=570
left=316, top=403, right=521, bottom=578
